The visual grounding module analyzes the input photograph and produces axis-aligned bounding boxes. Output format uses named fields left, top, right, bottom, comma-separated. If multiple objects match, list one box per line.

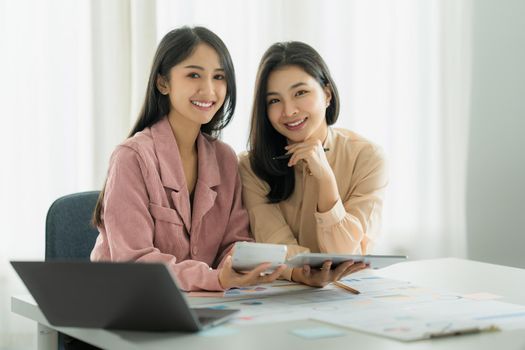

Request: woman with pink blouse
left=91, top=27, right=286, bottom=292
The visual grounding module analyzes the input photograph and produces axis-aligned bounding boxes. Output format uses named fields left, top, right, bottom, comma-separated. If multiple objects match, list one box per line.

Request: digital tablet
left=231, top=242, right=287, bottom=272
left=286, top=253, right=407, bottom=270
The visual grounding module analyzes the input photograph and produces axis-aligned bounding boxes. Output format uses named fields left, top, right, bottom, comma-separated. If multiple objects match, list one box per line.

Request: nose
left=282, top=101, right=298, bottom=118
left=198, top=76, right=216, bottom=97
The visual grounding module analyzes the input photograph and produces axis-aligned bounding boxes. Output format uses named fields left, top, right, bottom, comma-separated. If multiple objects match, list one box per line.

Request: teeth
left=287, top=119, right=305, bottom=127
left=192, top=101, right=213, bottom=108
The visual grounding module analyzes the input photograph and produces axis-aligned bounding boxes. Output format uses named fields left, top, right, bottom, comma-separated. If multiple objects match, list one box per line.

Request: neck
left=313, top=123, right=328, bottom=144
left=167, top=113, right=200, bottom=156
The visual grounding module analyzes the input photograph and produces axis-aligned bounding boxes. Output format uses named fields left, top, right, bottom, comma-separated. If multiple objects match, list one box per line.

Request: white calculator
left=231, top=242, right=287, bottom=272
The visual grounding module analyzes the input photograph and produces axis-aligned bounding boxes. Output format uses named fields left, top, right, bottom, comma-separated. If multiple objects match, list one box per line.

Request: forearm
left=136, top=251, right=224, bottom=291
left=316, top=172, right=340, bottom=213
left=315, top=198, right=383, bottom=254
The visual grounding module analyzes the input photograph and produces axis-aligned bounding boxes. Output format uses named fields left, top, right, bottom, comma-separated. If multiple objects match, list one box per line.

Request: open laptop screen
left=11, top=261, right=238, bottom=332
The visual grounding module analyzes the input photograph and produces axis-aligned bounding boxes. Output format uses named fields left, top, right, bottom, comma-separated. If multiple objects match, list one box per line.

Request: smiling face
left=157, top=43, right=227, bottom=129
left=266, top=65, right=332, bottom=144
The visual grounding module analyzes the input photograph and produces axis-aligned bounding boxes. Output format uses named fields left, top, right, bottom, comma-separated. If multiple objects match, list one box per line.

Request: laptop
left=10, top=261, right=239, bottom=332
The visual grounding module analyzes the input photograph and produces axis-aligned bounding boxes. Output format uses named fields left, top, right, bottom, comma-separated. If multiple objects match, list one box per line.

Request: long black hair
left=93, top=26, right=236, bottom=226
left=130, top=26, right=236, bottom=138
left=248, top=41, right=340, bottom=203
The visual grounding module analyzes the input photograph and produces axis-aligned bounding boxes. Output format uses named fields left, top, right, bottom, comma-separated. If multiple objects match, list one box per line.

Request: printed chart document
left=193, top=271, right=525, bottom=341
left=189, top=280, right=315, bottom=298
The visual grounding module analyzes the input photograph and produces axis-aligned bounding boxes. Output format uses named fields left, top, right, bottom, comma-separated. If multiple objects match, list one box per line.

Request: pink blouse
left=91, top=117, right=252, bottom=291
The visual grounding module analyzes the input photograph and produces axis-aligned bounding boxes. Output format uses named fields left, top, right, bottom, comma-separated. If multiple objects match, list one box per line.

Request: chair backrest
left=45, top=191, right=101, bottom=261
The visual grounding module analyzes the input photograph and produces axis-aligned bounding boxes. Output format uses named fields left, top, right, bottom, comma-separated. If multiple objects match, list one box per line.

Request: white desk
left=12, top=258, right=525, bottom=350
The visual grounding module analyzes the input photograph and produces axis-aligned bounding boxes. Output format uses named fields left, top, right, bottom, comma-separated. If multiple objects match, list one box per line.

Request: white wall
left=467, top=0, right=525, bottom=268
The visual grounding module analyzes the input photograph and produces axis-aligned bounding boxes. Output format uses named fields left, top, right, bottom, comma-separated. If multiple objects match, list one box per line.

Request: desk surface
left=12, top=258, right=525, bottom=350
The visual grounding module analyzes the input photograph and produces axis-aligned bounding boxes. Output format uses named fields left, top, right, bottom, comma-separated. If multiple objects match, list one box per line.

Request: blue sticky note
left=291, top=327, right=346, bottom=339
left=208, top=305, right=228, bottom=310
left=199, top=327, right=239, bottom=337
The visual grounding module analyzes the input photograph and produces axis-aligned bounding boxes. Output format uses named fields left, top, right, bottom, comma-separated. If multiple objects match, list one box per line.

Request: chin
left=197, top=114, right=217, bottom=125
left=283, top=131, right=309, bottom=143
left=285, top=137, right=306, bottom=144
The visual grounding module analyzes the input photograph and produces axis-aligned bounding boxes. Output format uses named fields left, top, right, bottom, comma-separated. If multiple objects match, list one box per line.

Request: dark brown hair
left=93, top=26, right=236, bottom=226
left=248, top=41, right=340, bottom=203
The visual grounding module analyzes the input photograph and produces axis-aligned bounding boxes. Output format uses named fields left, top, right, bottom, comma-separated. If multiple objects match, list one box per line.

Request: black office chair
left=45, top=191, right=101, bottom=350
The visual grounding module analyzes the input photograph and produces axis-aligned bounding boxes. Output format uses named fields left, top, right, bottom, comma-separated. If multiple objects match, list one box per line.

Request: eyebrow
left=183, top=65, right=224, bottom=72
left=266, top=82, right=308, bottom=97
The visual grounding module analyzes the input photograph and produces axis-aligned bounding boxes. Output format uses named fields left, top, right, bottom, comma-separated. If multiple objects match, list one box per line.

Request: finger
left=303, top=264, right=311, bottom=277
left=334, top=260, right=354, bottom=273
left=321, top=260, right=332, bottom=270
left=251, top=263, right=288, bottom=285
left=284, top=142, right=308, bottom=152
left=321, top=261, right=332, bottom=278
left=342, top=262, right=364, bottom=274
left=315, top=261, right=334, bottom=286
left=332, top=261, right=355, bottom=280
left=348, top=261, right=366, bottom=272
left=257, top=266, right=286, bottom=284
left=286, top=143, right=318, bottom=166
left=289, top=148, right=323, bottom=168
left=288, top=144, right=316, bottom=159
left=264, top=264, right=287, bottom=282
left=288, top=149, right=309, bottom=167
left=243, top=262, right=273, bottom=281
left=284, top=144, right=304, bottom=157
left=341, top=262, right=367, bottom=278
left=286, top=139, right=320, bottom=150
left=287, top=140, right=323, bottom=155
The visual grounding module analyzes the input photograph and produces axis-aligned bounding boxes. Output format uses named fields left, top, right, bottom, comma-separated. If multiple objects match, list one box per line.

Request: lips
left=284, top=117, right=307, bottom=131
left=191, top=100, right=215, bottom=110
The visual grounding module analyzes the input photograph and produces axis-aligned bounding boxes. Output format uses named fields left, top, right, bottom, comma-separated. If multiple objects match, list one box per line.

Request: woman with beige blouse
left=239, top=41, right=388, bottom=287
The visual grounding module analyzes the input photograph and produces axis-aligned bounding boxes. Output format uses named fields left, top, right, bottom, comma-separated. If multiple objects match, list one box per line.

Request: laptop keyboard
left=198, top=317, right=216, bottom=325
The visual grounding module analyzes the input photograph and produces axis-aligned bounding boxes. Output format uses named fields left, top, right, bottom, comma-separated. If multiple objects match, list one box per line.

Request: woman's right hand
left=291, top=260, right=367, bottom=287
left=218, top=256, right=287, bottom=290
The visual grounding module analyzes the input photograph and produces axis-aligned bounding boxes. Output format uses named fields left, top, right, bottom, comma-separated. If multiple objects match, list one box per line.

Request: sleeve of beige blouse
left=98, top=146, right=224, bottom=292
left=238, top=155, right=310, bottom=280
left=315, top=144, right=388, bottom=255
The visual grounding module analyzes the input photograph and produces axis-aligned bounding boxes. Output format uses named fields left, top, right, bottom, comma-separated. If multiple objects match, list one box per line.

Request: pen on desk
left=333, top=281, right=360, bottom=295
left=429, top=327, right=481, bottom=338
left=272, top=147, right=330, bottom=160
left=428, top=324, right=499, bottom=339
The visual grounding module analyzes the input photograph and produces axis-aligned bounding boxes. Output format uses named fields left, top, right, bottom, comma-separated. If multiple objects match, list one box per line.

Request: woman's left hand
left=285, top=140, right=332, bottom=180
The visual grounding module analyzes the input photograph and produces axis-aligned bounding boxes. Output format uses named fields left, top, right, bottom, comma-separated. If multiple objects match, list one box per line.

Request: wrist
left=291, top=268, right=303, bottom=284
left=316, top=171, right=339, bottom=212
left=218, top=270, right=230, bottom=290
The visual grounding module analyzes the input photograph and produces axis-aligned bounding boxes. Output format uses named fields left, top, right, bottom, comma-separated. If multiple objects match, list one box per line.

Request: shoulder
left=237, top=151, right=258, bottom=180
left=331, top=127, right=385, bottom=163
left=109, top=128, right=155, bottom=175
left=236, top=151, right=270, bottom=192
left=237, top=151, right=250, bottom=171
left=119, top=128, right=155, bottom=156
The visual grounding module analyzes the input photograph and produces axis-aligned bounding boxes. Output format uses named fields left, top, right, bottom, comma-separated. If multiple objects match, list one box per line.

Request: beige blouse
left=239, top=127, right=388, bottom=278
